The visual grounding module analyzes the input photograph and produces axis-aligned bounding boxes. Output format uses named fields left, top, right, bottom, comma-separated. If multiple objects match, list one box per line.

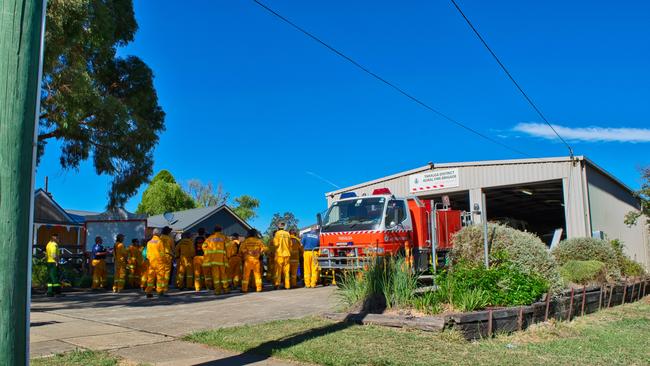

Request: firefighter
left=240, top=229, right=267, bottom=293
left=193, top=228, right=209, bottom=291
left=91, top=236, right=108, bottom=290
left=160, top=226, right=174, bottom=290
left=45, top=233, right=62, bottom=297
left=174, top=232, right=195, bottom=290
left=127, top=239, right=143, bottom=288
left=227, top=233, right=242, bottom=288
left=289, top=229, right=304, bottom=288
left=112, top=234, right=128, bottom=293
left=203, top=225, right=230, bottom=295
left=273, top=223, right=292, bottom=289
left=301, top=227, right=320, bottom=288
left=145, top=228, right=169, bottom=298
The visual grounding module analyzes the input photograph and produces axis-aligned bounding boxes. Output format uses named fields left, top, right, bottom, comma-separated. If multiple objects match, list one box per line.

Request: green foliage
left=232, top=195, right=261, bottom=221
left=337, top=257, right=419, bottom=312
left=435, top=259, right=549, bottom=309
left=454, top=288, right=491, bottom=312
left=32, top=257, right=48, bottom=288
left=74, top=274, right=93, bottom=288
left=559, top=260, right=607, bottom=285
left=610, top=239, right=646, bottom=277
left=412, top=291, right=443, bottom=315
left=40, top=0, right=165, bottom=207
left=624, top=166, right=649, bottom=229
left=265, top=212, right=300, bottom=237
left=452, top=224, right=562, bottom=291
left=552, top=237, right=621, bottom=281
left=136, top=170, right=196, bottom=215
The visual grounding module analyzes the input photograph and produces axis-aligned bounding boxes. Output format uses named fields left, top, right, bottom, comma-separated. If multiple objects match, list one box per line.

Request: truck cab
left=317, top=188, right=430, bottom=272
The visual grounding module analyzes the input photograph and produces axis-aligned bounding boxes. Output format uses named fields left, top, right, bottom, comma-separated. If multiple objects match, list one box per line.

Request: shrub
left=552, top=237, right=620, bottom=281
left=455, top=288, right=490, bottom=312
left=451, top=224, right=561, bottom=291
left=610, top=239, right=646, bottom=277
left=412, top=291, right=443, bottom=315
left=436, top=259, right=549, bottom=309
left=74, top=274, right=93, bottom=288
left=337, top=256, right=419, bottom=312
left=32, top=257, right=48, bottom=289
left=559, top=260, right=607, bottom=285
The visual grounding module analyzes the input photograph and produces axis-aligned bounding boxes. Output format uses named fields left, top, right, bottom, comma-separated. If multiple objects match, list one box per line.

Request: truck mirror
left=317, top=213, right=322, bottom=227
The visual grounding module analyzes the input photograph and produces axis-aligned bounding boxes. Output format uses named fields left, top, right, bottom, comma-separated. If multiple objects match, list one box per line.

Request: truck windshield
left=321, top=197, right=385, bottom=232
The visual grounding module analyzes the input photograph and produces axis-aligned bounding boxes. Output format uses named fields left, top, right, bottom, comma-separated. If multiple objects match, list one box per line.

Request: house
left=33, top=189, right=84, bottom=254
left=147, top=205, right=252, bottom=236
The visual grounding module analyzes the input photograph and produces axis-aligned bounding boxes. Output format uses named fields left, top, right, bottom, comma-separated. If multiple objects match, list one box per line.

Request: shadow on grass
left=195, top=315, right=358, bottom=365
left=194, top=298, right=384, bottom=365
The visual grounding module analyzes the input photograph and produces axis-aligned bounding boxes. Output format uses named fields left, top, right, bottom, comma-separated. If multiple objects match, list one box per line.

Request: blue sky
left=36, top=0, right=650, bottom=230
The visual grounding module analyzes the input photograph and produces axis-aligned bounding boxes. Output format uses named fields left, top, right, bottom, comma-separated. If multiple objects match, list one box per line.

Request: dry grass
left=188, top=297, right=650, bottom=366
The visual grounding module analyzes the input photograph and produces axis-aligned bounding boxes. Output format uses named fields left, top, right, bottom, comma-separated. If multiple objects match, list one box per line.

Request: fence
left=445, top=278, right=648, bottom=340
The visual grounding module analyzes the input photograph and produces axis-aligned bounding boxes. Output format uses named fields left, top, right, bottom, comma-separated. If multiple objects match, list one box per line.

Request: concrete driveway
left=30, top=286, right=337, bottom=365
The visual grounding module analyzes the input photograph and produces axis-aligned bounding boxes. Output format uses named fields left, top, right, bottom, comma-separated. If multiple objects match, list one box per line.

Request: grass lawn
left=186, top=297, right=650, bottom=366
left=31, top=350, right=119, bottom=366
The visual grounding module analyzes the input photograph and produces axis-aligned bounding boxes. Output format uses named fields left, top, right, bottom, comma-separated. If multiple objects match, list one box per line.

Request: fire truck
left=316, top=188, right=468, bottom=276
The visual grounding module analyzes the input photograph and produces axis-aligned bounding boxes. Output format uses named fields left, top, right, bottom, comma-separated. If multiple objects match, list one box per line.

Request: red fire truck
left=316, top=188, right=467, bottom=275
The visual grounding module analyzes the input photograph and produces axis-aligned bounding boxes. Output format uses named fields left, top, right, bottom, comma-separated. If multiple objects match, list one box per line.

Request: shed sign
left=409, top=168, right=459, bottom=193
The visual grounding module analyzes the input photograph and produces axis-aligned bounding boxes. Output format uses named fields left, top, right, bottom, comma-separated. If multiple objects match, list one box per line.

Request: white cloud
left=514, top=122, right=650, bottom=143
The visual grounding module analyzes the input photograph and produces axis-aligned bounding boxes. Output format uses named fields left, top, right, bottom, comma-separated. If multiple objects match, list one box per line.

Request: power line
left=252, top=0, right=531, bottom=158
left=449, top=0, right=574, bottom=158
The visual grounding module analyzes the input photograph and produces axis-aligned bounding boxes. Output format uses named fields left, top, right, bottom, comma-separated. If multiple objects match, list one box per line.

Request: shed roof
left=147, top=205, right=252, bottom=232
left=325, top=156, right=636, bottom=197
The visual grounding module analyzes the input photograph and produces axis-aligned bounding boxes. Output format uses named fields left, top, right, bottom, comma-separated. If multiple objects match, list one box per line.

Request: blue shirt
left=92, top=243, right=107, bottom=260
left=301, top=230, right=320, bottom=250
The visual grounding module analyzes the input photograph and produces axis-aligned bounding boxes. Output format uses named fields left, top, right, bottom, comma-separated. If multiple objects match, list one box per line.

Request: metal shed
left=325, top=156, right=649, bottom=268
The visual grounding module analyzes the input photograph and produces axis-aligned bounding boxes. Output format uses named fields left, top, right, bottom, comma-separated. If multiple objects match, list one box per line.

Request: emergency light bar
left=372, top=188, right=392, bottom=195
left=340, top=192, right=357, bottom=199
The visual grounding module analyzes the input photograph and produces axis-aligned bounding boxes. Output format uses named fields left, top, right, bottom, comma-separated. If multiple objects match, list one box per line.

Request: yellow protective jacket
left=227, top=239, right=240, bottom=258
left=114, top=242, right=128, bottom=265
left=160, top=234, right=174, bottom=261
left=273, top=230, right=292, bottom=257
left=289, top=235, right=304, bottom=262
left=127, top=245, right=143, bottom=266
left=203, top=233, right=229, bottom=266
left=175, top=238, right=195, bottom=259
left=46, top=241, right=58, bottom=263
left=146, top=235, right=164, bottom=262
left=240, top=237, right=267, bottom=260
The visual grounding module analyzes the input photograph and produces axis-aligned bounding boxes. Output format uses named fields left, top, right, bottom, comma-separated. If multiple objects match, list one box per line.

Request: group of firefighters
left=44, top=222, right=321, bottom=297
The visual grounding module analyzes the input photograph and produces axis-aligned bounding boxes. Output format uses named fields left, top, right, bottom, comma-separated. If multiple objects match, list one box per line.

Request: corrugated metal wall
left=587, top=166, right=649, bottom=268
left=325, top=159, right=591, bottom=238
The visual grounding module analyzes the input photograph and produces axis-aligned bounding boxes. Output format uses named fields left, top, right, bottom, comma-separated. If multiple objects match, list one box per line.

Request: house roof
left=65, top=209, right=100, bottom=224
left=34, top=189, right=80, bottom=225
left=84, top=208, right=146, bottom=221
left=147, top=205, right=252, bottom=232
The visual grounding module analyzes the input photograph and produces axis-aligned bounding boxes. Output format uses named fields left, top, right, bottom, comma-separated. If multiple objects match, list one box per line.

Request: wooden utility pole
left=0, top=0, right=46, bottom=364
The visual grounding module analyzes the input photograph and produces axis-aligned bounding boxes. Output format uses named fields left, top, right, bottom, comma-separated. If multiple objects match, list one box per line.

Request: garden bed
left=446, top=278, right=648, bottom=340
left=328, top=278, right=648, bottom=340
